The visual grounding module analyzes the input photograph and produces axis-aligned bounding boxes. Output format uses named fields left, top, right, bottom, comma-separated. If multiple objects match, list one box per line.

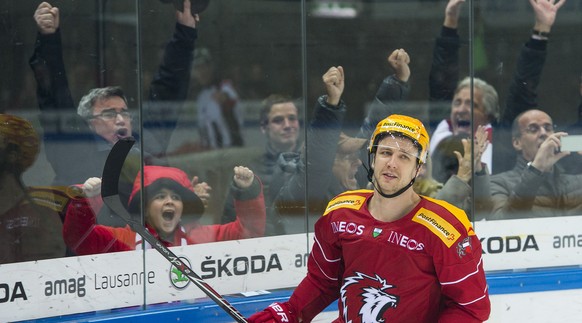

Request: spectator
left=63, top=165, right=265, bottom=255
left=359, top=47, right=491, bottom=217
left=191, top=47, right=244, bottom=149
left=248, top=114, right=490, bottom=322
left=29, top=1, right=200, bottom=214
left=428, top=0, right=566, bottom=176
left=428, top=0, right=499, bottom=171
left=271, top=66, right=351, bottom=224
left=0, top=114, right=66, bottom=263
left=221, top=93, right=301, bottom=236
left=489, top=109, right=582, bottom=220
left=332, top=133, right=368, bottom=192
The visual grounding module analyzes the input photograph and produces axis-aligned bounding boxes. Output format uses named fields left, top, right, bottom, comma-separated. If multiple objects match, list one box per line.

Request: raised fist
left=34, top=2, right=60, bottom=35
left=233, top=166, right=254, bottom=189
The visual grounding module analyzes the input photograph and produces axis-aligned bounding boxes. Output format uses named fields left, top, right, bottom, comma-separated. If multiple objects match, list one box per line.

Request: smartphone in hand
left=560, top=135, right=582, bottom=152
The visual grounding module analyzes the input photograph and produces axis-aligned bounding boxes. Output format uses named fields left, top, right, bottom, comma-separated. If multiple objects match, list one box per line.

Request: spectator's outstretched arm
left=63, top=178, right=132, bottom=254
left=273, top=66, right=347, bottom=205
left=208, top=166, right=266, bottom=241
left=501, top=0, right=565, bottom=126
left=145, top=0, right=200, bottom=152
left=429, top=0, right=464, bottom=105
left=148, top=0, right=199, bottom=102
left=30, top=2, right=75, bottom=115
left=359, top=49, right=411, bottom=139
left=306, top=66, right=347, bottom=199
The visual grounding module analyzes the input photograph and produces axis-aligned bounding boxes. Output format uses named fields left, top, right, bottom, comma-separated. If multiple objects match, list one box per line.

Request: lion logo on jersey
left=341, top=272, right=399, bottom=322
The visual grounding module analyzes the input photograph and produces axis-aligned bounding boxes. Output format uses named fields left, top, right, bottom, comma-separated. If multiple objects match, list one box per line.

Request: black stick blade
left=101, top=137, right=136, bottom=199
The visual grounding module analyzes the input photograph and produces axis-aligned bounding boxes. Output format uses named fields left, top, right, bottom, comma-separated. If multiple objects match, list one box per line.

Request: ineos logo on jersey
left=331, top=221, right=365, bottom=235
left=387, top=231, right=425, bottom=251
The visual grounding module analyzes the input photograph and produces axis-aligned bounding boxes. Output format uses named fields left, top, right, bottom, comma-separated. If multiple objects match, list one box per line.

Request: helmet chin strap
left=364, top=153, right=421, bottom=199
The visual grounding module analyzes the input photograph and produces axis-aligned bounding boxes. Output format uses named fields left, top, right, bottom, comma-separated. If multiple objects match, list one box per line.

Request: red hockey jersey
left=289, top=189, right=490, bottom=322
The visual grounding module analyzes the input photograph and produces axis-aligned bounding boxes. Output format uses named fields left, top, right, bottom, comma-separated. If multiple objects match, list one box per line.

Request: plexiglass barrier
left=1, top=0, right=582, bottom=321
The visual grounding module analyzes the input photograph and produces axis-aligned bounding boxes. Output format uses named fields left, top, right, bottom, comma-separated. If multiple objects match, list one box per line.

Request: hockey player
left=248, top=114, right=490, bottom=322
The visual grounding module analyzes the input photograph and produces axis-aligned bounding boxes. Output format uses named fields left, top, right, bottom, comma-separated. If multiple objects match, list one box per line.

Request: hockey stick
left=101, top=137, right=248, bottom=323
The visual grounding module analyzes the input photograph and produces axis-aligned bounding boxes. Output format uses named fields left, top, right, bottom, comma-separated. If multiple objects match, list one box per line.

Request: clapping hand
left=191, top=176, right=212, bottom=207
left=454, top=125, right=489, bottom=183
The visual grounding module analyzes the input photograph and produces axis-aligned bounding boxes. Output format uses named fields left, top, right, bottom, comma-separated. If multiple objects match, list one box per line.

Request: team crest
left=456, top=237, right=473, bottom=258
left=340, top=272, right=399, bottom=322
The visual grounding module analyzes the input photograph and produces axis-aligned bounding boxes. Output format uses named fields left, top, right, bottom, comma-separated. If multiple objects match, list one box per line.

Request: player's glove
left=247, top=302, right=297, bottom=323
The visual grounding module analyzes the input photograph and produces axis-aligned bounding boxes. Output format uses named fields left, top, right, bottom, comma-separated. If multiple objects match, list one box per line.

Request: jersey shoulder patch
left=323, top=189, right=371, bottom=216
left=412, top=200, right=465, bottom=248
left=422, top=196, right=475, bottom=237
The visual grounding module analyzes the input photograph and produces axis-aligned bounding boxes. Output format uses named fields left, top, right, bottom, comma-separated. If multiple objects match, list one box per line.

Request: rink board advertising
left=1, top=216, right=581, bottom=321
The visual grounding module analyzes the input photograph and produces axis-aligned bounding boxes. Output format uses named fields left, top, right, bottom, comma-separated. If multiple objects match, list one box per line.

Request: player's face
left=146, top=188, right=183, bottom=239
left=89, top=96, right=132, bottom=144
left=263, top=102, right=299, bottom=153
left=372, top=135, right=420, bottom=194
left=450, top=87, right=488, bottom=136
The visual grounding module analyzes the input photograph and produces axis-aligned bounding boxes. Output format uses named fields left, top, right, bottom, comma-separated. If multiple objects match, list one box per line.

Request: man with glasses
left=488, top=109, right=582, bottom=220
left=30, top=1, right=200, bottom=229
left=30, top=1, right=199, bottom=190
left=78, top=87, right=133, bottom=146
left=428, top=0, right=565, bottom=174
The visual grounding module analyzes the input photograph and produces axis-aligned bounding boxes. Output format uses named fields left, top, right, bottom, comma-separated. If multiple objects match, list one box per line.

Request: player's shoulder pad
left=412, top=196, right=476, bottom=248
left=323, top=189, right=372, bottom=216
left=27, top=186, right=81, bottom=213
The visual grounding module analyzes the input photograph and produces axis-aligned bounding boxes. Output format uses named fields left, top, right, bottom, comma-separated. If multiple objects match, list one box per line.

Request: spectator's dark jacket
left=490, top=156, right=582, bottom=219
left=271, top=96, right=347, bottom=221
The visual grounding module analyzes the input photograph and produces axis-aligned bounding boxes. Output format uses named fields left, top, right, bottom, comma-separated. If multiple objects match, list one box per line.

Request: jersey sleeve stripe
left=311, top=255, right=339, bottom=281
left=458, top=290, right=488, bottom=306
left=440, top=256, right=484, bottom=285
left=314, top=236, right=341, bottom=263
left=310, top=236, right=341, bottom=281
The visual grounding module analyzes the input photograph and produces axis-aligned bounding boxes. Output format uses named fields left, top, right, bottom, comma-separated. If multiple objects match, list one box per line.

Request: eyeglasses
left=89, top=109, right=132, bottom=121
left=522, top=123, right=555, bottom=135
